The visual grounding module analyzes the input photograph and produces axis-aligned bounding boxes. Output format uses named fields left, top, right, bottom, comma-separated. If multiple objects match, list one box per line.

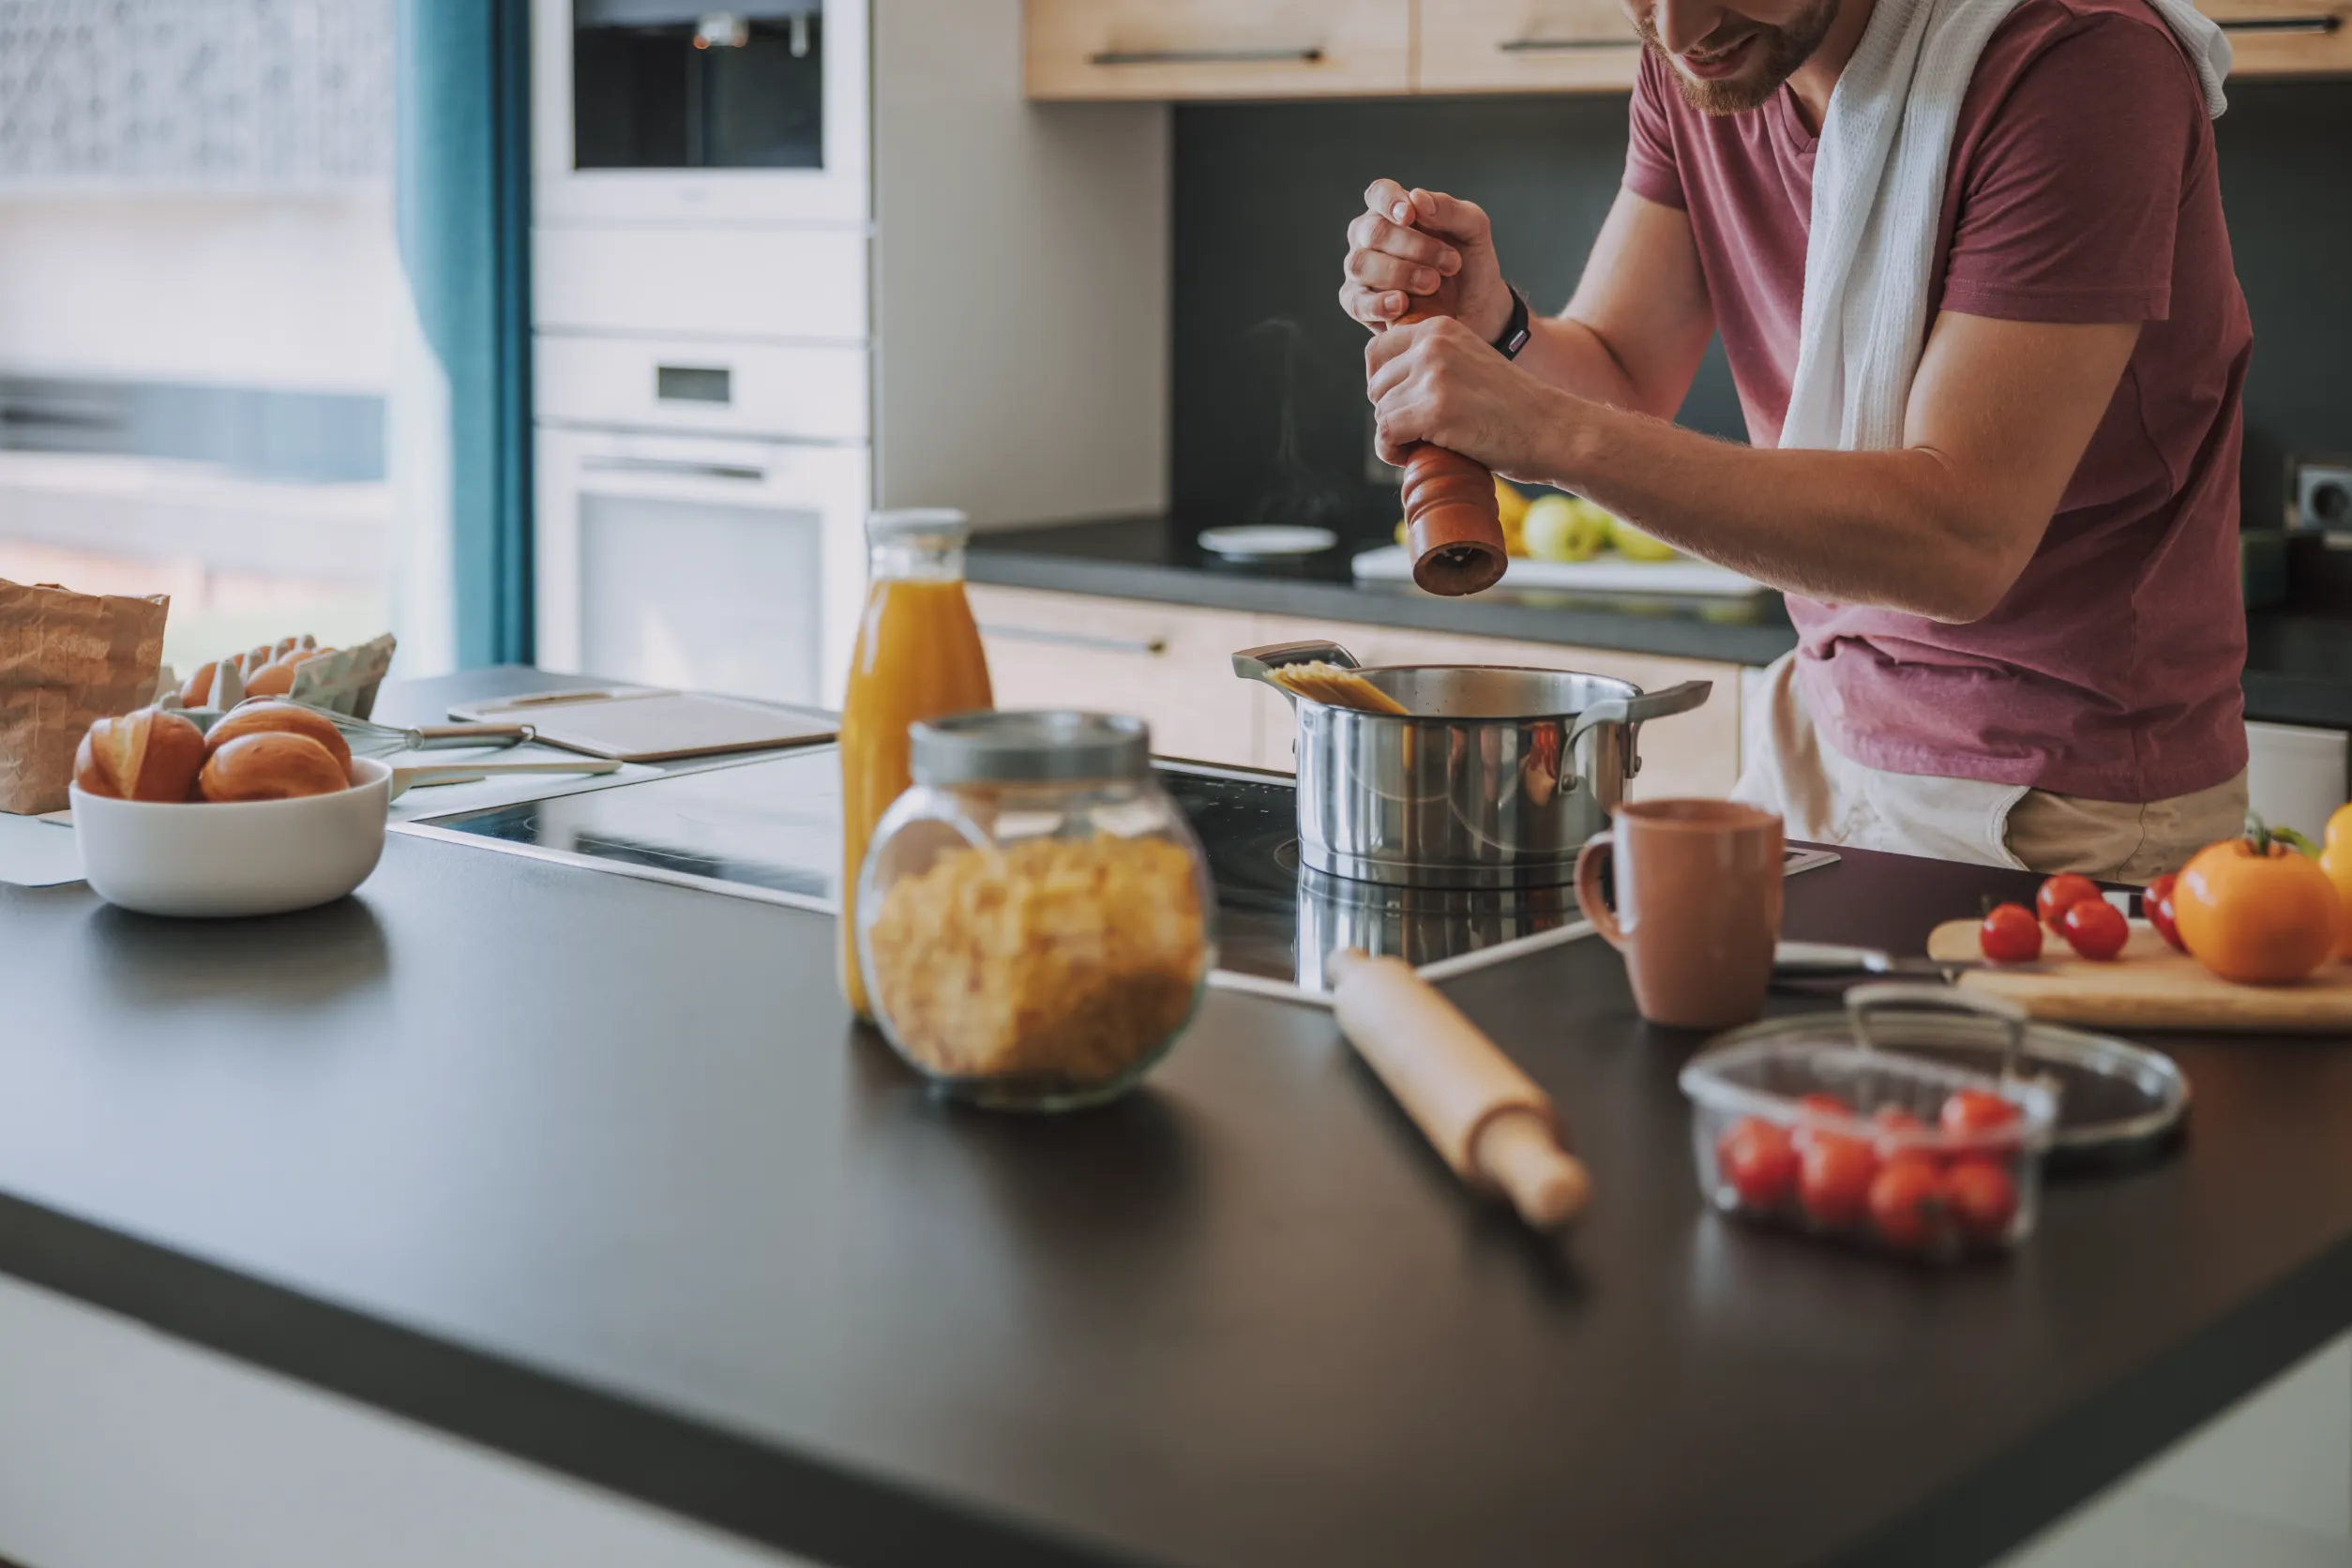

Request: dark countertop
left=8, top=665, right=2352, bottom=1568
left=970, top=516, right=2352, bottom=729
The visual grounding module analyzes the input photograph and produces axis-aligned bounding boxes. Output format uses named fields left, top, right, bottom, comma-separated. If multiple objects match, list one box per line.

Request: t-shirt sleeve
left=1624, top=50, right=1688, bottom=211
left=1939, top=15, right=2205, bottom=323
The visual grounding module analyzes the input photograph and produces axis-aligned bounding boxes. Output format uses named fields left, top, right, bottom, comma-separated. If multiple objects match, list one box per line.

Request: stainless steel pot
left=1234, top=640, right=1711, bottom=889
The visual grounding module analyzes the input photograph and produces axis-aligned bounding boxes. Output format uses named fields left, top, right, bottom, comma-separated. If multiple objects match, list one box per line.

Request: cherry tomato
left=1790, top=1092, right=1855, bottom=1155
left=2059, top=897, right=2129, bottom=961
left=1717, top=1118, right=1799, bottom=1211
left=1979, top=902, right=2043, bottom=964
left=1799, top=1135, right=1877, bottom=1229
left=1870, top=1106, right=1929, bottom=1160
left=1945, top=1158, right=2021, bottom=1244
left=2144, top=873, right=2187, bottom=953
left=2036, top=873, right=2103, bottom=933
left=1940, top=1089, right=2021, bottom=1139
left=2175, top=833, right=2342, bottom=986
left=1867, top=1156, right=1951, bottom=1251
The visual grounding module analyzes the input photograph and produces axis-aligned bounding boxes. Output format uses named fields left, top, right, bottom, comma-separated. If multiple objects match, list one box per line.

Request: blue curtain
left=396, top=0, right=535, bottom=668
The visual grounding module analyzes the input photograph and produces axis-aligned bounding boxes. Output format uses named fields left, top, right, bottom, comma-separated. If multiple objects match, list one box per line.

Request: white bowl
left=71, top=757, right=391, bottom=918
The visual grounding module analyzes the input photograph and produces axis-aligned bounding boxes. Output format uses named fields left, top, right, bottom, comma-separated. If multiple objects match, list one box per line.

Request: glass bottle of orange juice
left=839, top=509, right=993, bottom=1018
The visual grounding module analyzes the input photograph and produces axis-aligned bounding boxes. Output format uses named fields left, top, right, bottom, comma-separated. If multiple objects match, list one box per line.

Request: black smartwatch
left=1491, top=283, right=1532, bottom=360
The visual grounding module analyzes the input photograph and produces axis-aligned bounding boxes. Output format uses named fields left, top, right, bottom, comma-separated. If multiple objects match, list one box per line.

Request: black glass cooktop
left=405, top=748, right=1825, bottom=996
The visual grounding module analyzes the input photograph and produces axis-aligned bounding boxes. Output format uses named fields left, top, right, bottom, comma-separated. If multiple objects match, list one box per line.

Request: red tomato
left=1870, top=1106, right=1929, bottom=1160
left=2036, top=873, right=2103, bottom=932
left=1867, top=1157, right=1951, bottom=1251
left=1799, top=1136, right=1878, bottom=1229
left=1979, top=903, right=2043, bottom=964
left=2144, top=873, right=2187, bottom=953
left=1940, top=1089, right=2021, bottom=1139
left=1945, top=1158, right=2021, bottom=1244
left=2059, top=897, right=2130, bottom=961
left=1790, top=1092, right=1854, bottom=1154
left=1717, top=1118, right=1799, bottom=1211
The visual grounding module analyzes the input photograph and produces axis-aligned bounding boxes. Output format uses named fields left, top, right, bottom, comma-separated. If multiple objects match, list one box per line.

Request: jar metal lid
left=867, top=507, right=970, bottom=542
left=911, top=711, right=1152, bottom=785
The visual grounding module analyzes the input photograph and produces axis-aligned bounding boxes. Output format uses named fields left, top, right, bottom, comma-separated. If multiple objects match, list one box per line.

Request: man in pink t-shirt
left=1341, top=0, right=2251, bottom=881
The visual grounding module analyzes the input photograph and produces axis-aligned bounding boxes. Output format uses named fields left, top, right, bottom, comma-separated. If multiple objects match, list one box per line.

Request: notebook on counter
left=447, top=686, right=835, bottom=762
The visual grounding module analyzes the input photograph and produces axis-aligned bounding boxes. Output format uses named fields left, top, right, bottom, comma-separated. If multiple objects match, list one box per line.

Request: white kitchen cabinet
left=966, top=585, right=1264, bottom=766
left=1025, top=0, right=1412, bottom=99
left=1415, top=0, right=1644, bottom=94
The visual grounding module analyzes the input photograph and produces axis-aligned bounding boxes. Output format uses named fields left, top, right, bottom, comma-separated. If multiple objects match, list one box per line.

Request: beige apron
left=1729, top=653, right=2246, bottom=884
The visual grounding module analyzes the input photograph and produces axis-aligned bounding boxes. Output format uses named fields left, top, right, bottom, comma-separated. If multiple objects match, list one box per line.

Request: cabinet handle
left=581, top=456, right=766, bottom=482
left=1088, top=46, right=1324, bottom=66
left=1498, top=35, right=1641, bottom=52
left=2215, top=13, right=2342, bottom=30
left=980, top=624, right=1168, bottom=656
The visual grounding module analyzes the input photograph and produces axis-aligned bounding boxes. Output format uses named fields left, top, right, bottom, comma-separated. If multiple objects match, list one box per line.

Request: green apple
left=1523, top=495, right=1608, bottom=564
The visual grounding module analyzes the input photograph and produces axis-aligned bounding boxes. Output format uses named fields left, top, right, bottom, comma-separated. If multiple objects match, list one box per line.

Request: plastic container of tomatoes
left=1680, top=986, right=2061, bottom=1261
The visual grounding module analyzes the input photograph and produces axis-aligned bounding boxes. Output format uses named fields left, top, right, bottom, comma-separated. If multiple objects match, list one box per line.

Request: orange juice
left=839, top=518, right=992, bottom=1018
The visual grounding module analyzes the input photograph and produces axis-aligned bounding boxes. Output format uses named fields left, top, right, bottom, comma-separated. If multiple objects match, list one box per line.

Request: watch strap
left=1492, top=284, right=1532, bottom=361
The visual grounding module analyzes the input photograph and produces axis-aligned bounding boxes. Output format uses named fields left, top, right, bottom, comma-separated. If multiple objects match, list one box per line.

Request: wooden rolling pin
left=1329, top=949, right=1591, bottom=1230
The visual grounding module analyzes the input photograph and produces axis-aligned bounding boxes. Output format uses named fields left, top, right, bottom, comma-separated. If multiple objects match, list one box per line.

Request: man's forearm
left=1512, top=316, right=1680, bottom=420
left=1530, top=393, right=2037, bottom=624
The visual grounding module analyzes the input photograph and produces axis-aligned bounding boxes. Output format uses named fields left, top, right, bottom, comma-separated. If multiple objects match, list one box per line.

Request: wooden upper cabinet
left=2197, top=0, right=2352, bottom=75
left=1417, top=0, right=1645, bottom=93
left=1024, top=0, right=1412, bottom=99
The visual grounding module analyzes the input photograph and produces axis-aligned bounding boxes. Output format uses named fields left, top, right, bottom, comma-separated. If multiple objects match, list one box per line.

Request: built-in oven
left=534, top=335, right=871, bottom=708
left=533, top=0, right=867, bottom=225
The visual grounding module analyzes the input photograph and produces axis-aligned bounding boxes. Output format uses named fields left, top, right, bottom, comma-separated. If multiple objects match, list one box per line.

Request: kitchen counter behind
left=971, top=516, right=2352, bottom=730
left=968, top=515, right=1803, bottom=669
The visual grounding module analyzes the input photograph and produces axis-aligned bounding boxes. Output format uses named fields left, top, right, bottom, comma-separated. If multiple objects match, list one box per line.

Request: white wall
left=872, top=0, right=1168, bottom=529
left=0, top=191, right=398, bottom=393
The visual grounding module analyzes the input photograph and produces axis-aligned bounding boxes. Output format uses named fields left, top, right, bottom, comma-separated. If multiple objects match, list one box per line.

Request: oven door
left=535, top=428, right=869, bottom=707
left=532, top=0, right=868, bottom=226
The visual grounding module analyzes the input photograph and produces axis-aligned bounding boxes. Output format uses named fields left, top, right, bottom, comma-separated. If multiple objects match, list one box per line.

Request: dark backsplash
left=1171, top=80, right=2352, bottom=540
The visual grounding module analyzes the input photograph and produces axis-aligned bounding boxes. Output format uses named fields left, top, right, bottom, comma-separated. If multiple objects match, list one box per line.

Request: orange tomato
left=2323, top=805, right=2352, bottom=963
left=2174, top=835, right=2341, bottom=986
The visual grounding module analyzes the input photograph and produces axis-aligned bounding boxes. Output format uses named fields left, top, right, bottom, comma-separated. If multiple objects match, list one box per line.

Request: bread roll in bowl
left=204, top=699, right=354, bottom=772
left=75, top=708, right=207, bottom=802
left=198, top=731, right=352, bottom=803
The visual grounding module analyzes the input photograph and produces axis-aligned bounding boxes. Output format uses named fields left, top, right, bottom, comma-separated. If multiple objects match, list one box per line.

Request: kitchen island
left=4, top=667, right=2352, bottom=1568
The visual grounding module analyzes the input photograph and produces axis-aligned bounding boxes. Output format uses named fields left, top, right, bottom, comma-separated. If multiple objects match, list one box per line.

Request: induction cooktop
left=396, top=747, right=1833, bottom=1001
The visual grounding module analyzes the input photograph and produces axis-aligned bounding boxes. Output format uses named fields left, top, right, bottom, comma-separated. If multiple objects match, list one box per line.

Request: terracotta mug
left=1573, top=800, right=1786, bottom=1030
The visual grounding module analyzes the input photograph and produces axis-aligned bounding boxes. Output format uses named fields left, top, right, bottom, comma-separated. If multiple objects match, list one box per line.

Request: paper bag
left=0, top=580, right=169, bottom=814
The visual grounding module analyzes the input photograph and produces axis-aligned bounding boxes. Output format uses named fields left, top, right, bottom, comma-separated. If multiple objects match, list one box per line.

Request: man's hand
left=1340, top=181, right=1513, bottom=341
left=1364, top=316, right=1563, bottom=477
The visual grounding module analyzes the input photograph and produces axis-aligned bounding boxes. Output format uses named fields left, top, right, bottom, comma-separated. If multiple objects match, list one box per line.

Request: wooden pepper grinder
left=1388, top=212, right=1509, bottom=597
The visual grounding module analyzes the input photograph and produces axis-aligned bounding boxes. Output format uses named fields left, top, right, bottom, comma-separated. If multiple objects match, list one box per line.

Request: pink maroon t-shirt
left=1622, top=0, right=2251, bottom=803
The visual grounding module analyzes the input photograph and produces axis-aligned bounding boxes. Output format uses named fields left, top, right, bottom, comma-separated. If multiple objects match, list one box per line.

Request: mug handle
left=1573, top=832, right=1624, bottom=949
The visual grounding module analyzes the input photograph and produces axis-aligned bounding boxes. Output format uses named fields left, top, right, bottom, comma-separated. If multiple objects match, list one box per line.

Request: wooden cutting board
left=1925, top=919, right=2352, bottom=1034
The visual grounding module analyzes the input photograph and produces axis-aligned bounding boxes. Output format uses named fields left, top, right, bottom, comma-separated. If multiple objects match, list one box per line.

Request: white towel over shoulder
left=1779, top=0, right=2231, bottom=454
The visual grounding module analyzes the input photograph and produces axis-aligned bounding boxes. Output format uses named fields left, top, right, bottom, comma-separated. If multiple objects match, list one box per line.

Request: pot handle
left=1563, top=679, right=1712, bottom=752
left=1232, top=640, right=1363, bottom=691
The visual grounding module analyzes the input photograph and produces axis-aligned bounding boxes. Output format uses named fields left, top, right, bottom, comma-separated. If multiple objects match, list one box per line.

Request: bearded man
left=1342, top=0, right=2248, bottom=882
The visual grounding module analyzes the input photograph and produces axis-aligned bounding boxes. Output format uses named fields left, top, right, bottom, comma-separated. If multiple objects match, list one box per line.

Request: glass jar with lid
left=855, top=711, right=1215, bottom=1110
